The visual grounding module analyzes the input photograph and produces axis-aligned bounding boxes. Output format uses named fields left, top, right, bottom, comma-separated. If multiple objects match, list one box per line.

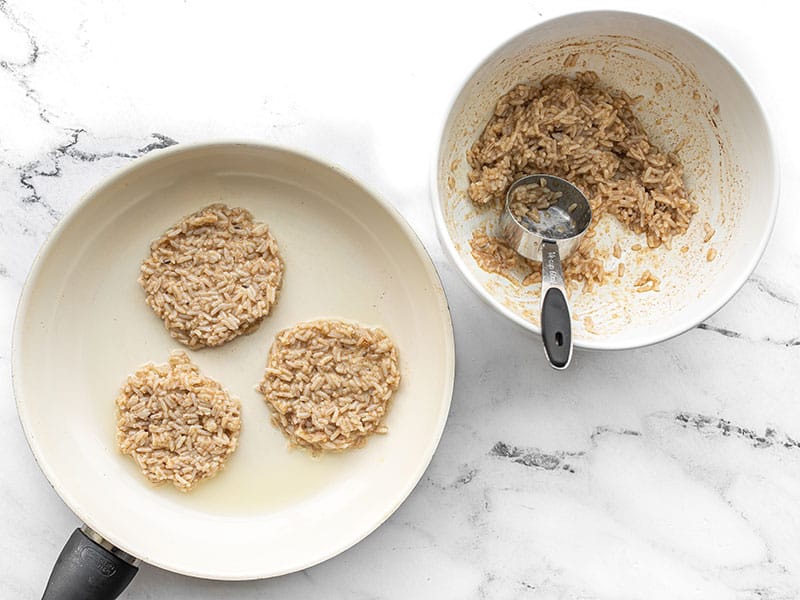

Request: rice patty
left=116, top=351, right=241, bottom=492
left=259, top=319, right=401, bottom=454
left=140, top=204, right=284, bottom=348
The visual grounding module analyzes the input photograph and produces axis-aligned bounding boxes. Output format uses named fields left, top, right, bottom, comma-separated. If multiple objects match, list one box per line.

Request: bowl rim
left=429, top=9, right=780, bottom=351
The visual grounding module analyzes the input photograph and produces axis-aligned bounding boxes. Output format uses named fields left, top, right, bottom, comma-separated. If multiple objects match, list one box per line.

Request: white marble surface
left=1, top=0, right=799, bottom=598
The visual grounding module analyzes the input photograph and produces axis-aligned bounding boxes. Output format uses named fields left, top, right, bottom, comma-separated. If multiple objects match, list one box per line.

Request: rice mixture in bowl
left=116, top=351, right=241, bottom=492
left=259, top=319, right=401, bottom=454
left=468, top=71, right=695, bottom=292
left=140, top=203, right=284, bottom=348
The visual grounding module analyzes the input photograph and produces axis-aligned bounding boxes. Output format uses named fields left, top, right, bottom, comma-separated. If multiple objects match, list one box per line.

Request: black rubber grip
left=42, top=528, right=138, bottom=600
left=541, top=287, right=572, bottom=369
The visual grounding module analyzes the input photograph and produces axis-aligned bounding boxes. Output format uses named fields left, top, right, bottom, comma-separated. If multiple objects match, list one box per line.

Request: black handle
left=541, top=287, right=572, bottom=369
left=42, top=528, right=138, bottom=600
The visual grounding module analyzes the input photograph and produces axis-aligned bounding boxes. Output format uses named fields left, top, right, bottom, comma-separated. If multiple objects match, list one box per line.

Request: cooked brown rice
left=509, top=178, right=563, bottom=225
left=259, top=319, right=400, bottom=454
left=470, top=228, right=602, bottom=289
left=116, top=351, right=241, bottom=492
left=140, top=204, right=284, bottom=349
left=634, top=270, right=661, bottom=293
left=563, top=53, right=579, bottom=68
left=467, top=71, right=695, bottom=290
left=703, top=222, right=716, bottom=243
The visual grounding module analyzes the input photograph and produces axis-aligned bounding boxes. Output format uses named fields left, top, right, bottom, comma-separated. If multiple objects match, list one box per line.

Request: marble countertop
left=2, top=0, right=798, bottom=598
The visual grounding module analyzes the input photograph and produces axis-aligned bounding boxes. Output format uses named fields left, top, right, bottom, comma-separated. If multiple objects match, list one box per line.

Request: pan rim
left=12, top=140, right=456, bottom=580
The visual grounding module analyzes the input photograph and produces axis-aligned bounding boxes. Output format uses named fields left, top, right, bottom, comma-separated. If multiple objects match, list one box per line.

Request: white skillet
left=13, top=142, right=455, bottom=597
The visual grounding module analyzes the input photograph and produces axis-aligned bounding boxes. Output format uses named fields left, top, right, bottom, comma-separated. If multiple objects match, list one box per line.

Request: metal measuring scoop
left=499, top=174, right=592, bottom=370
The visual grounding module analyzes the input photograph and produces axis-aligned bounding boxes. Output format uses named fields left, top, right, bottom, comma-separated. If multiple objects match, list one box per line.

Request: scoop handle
left=42, top=527, right=139, bottom=600
left=540, top=241, right=573, bottom=369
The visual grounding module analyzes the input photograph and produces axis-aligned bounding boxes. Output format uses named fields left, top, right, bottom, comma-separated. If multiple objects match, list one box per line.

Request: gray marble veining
left=2, top=0, right=799, bottom=598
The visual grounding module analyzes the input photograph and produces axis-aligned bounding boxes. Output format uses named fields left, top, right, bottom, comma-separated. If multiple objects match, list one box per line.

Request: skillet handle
left=42, top=527, right=139, bottom=600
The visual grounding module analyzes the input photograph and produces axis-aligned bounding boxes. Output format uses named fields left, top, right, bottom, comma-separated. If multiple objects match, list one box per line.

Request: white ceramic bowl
left=431, top=11, right=778, bottom=350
